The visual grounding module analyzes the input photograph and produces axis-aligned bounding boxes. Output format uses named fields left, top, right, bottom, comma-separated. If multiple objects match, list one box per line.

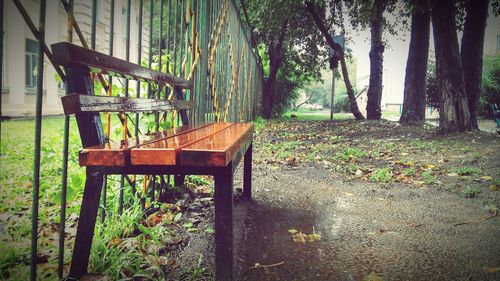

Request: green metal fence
left=1, top=0, right=262, bottom=279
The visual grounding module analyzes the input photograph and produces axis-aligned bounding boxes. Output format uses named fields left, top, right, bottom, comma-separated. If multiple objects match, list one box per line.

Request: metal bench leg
left=215, top=165, right=233, bottom=281
left=243, top=143, right=252, bottom=200
left=68, top=168, right=103, bottom=279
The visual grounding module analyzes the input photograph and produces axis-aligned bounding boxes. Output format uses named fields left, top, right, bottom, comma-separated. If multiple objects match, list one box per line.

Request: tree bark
left=366, top=0, right=385, bottom=120
left=305, top=2, right=365, bottom=120
left=262, top=21, right=288, bottom=119
left=399, top=1, right=430, bottom=125
left=262, top=54, right=280, bottom=118
left=461, top=0, right=489, bottom=130
left=431, top=0, right=471, bottom=133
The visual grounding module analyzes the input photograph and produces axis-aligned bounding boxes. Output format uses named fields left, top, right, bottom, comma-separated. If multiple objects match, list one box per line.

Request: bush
left=480, top=55, right=500, bottom=118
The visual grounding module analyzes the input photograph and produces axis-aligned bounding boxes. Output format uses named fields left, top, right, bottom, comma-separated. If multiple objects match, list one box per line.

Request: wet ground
left=175, top=118, right=500, bottom=281
left=237, top=165, right=499, bottom=281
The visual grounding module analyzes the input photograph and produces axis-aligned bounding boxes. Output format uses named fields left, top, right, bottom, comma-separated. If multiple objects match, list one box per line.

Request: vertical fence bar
left=91, top=0, right=97, bottom=49
left=159, top=0, right=163, bottom=74
left=119, top=0, right=132, bottom=215
left=135, top=0, right=143, bottom=135
left=173, top=0, right=178, bottom=76
left=31, top=1, right=46, bottom=280
left=148, top=0, right=153, bottom=97
left=0, top=0, right=3, bottom=154
left=101, top=0, right=115, bottom=224
left=58, top=0, right=73, bottom=277
left=166, top=0, right=171, bottom=74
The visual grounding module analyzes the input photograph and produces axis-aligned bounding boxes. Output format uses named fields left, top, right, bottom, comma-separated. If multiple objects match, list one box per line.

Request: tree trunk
left=461, top=0, right=489, bottom=130
left=431, top=0, right=471, bottom=133
left=305, top=2, right=365, bottom=120
left=262, top=46, right=282, bottom=119
left=399, top=1, right=430, bottom=125
left=366, top=0, right=385, bottom=120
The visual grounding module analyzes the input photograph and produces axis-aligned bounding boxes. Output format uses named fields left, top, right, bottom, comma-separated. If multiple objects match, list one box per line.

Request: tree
left=399, top=0, right=430, bottom=125
left=431, top=0, right=471, bottom=132
left=305, top=1, right=365, bottom=120
left=366, top=0, right=386, bottom=119
left=460, top=0, right=489, bottom=130
left=245, top=0, right=326, bottom=118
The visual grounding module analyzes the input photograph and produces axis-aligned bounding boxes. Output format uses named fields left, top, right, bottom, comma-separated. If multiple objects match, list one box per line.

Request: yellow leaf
left=291, top=232, right=307, bottom=243
left=307, top=232, right=321, bottom=242
left=483, top=266, right=500, bottom=273
left=288, top=229, right=298, bottom=234
left=363, top=272, right=384, bottom=281
left=480, top=176, right=493, bottom=181
left=107, top=237, right=122, bottom=247
left=490, top=185, right=498, bottom=191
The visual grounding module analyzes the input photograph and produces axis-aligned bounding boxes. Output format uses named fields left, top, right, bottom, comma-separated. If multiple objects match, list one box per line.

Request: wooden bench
left=51, top=42, right=253, bottom=281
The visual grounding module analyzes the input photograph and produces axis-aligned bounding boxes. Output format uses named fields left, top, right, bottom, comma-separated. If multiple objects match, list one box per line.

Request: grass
left=336, top=147, right=369, bottom=162
left=369, top=167, right=393, bottom=182
left=462, top=186, right=481, bottom=198
left=422, top=170, right=437, bottom=185
left=0, top=116, right=215, bottom=280
left=451, top=166, right=481, bottom=176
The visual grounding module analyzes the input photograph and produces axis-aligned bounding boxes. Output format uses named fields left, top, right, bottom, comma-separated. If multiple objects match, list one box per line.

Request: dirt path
left=177, top=119, right=499, bottom=281
left=231, top=119, right=500, bottom=281
left=237, top=164, right=499, bottom=281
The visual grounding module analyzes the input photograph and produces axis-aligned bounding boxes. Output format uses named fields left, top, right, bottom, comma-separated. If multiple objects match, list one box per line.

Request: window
left=25, top=39, right=39, bottom=88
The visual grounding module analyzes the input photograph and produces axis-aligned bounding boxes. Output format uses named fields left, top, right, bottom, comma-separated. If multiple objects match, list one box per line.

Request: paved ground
left=178, top=119, right=500, bottom=281
left=235, top=164, right=500, bottom=281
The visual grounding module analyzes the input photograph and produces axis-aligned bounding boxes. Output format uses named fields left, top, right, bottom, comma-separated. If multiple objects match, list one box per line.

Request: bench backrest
left=51, top=42, right=195, bottom=148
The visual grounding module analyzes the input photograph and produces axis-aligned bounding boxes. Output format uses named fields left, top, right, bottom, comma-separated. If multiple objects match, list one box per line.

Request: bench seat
left=80, top=122, right=253, bottom=167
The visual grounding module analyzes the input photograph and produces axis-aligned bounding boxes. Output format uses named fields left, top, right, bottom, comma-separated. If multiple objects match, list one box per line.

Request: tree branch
left=239, top=0, right=264, bottom=68
left=305, top=1, right=365, bottom=120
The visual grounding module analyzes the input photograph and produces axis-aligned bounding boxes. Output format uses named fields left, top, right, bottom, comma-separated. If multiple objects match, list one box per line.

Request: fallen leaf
left=490, top=185, right=498, bottom=191
left=291, top=232, right=307, bottom=243
left=447, top=173, right=459, bottom=177
left=107, top=237, right=122, bottom=247
left=288, top=229, right=298, bottom=234
left=480, top=176, right=493, bottom=181
left=483, top=266, right=500, bottom=273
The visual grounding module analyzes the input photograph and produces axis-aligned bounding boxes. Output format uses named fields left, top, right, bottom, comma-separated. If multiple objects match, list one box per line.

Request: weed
left=369, top=167, right=393, bottom=182
left=336, top=147, right=369, bottom=162
left=422, top=170, right=437, bottom=185
left=451, top=166, right=481, bottom=176
left=403, top=167, right=417, bottom=176
left=462, top=186, right=480, bottom=198
left=253, top=115, right=266, bottom=132
left=179, top=254, right=214, bottom=281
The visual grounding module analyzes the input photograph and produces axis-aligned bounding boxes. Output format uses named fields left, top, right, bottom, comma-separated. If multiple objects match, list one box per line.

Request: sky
left=346, top=7, right=500, bottom=106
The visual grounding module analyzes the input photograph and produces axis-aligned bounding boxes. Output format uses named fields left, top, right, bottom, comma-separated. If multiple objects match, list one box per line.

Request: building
left=1, top=0, right=150, bottom=117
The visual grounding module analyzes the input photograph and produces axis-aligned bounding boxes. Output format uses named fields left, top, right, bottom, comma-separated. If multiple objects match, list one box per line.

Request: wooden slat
left=130, top=123, right=234, bottom=165
left=79, top=123, right=213, bottom=166
left=180, top=123, right=254, bottom=167
left=61, top=94, right=196, bottom=115
left=51, top=42, right=192, bottom=89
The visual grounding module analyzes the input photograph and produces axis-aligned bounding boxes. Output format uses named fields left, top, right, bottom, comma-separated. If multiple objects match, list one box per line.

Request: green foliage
left=422, top=170, right=437, bottom=185
left=337, top=147, right=369, bottom=161
left=369, top=167, right=393, bottom=182
left=480, top=54, right=500, bottom=118
left=253, top=115, right=266, bottom=132
left=451, top=166, right=481, bottom=176
left=246, top=0, right=328, bottom=116
left=425, top=55, right=440, bottom=111
left=403, top=167, right=417, bottom=176
left=462, top=185, right=480, bottom=198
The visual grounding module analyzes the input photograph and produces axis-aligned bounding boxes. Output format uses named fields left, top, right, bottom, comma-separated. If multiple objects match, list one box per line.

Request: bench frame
left=53, top=42, right=252, bottom=281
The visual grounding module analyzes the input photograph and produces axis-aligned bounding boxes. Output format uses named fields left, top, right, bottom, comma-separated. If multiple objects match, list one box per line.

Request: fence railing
left=1, top=0, right=262, bottom=279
